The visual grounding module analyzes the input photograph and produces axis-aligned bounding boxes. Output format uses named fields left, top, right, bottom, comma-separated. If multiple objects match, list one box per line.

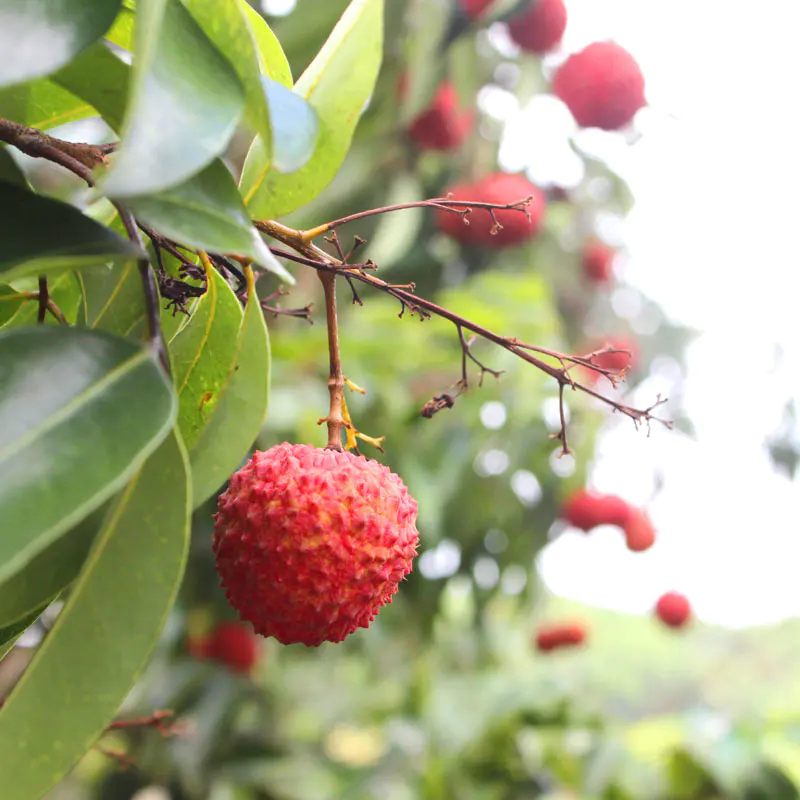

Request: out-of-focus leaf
left=170, top=263, right=242, bottom=452
left=101, top=0, right=244, bottom=197
left=0, top=327, right=176, bottom=585
left=123, top=160, right=291, bottom=281
left=0, top=148, right=26, bottom=185
left=0, top=607, right=45, bottom=662
left=0, top=81, right=91, bottom=130
left=238, top=0, right=293, bottom=88
left=0, top=0, right=123, bottom=88
left=190, top=268, right=270, bottom=506
left=0, top=183, right=142, bottom=282
left=241, top=0, right=383, bottom=218
left=0, top=430, right=190, bottom=800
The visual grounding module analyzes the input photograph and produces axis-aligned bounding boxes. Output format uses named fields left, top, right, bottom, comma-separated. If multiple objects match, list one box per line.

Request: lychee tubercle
left=213, top=443, right=420, bottom=647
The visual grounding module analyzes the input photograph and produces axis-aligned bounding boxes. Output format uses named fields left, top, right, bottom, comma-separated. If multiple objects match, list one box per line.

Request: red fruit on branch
left=458, top=0, right=494, bottom=20
left=581, top=241, right=615, bottom=284
left=407, top=82, right=473, bottom=152
left=586, top=336, right=639, bottom=379
left=508, top=0, right=567, bottom=54
left=562, top=488, right=631, bottom=531
left=535, top=621, right=587, bottom=652
left=437, top=172, right=546, bottom=247
left=655, top=592, right=692, bottom=629
left=623, top=508, right=656, bottom=552
left=192, top=621, right=260, bottom=674
left=553, top=41, right=646, bottom=130
left=213, top=443, right=419, bottom=647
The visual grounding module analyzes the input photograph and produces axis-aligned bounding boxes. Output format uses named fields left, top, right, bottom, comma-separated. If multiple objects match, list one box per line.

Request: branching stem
left=318, top=270, right=345, bottom=451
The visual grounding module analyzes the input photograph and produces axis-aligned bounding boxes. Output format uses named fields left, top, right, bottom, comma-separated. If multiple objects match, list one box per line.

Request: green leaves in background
left=241, top=0, right=384, bottom=219
left=169, top=262, right=242, bottom=453
left=0, top=327, right=176, bottom=585
left=101, top=0, right=244, bottom=197
left=124, top=160, right=292, bottom=280
left=238, top=0, right=293, bottom=88
left=0, top=430, right=190, bottom=800
left=0, top=183, right=142, bottom=282
left=0, top=0, right=122, bottom=88
left=0, top=147, right=26, bottom=185
left=190, top=268, right=270, bottom=506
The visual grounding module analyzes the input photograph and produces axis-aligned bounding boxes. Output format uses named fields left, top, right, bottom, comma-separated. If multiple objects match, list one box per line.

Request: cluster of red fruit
left=533, top=489, right=692, bottom=654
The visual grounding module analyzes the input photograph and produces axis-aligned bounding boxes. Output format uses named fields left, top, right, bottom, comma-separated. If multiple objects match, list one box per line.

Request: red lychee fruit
left=553, top=41, right=646, bottom=131
left=508, top=0, right=567, bottom=54
left=581, top=241, right=615, bottom=284
left=623, top=508, right=656, bottom=552
left=655, top=591, right=692, bottom=629
left=458, top=0, right=494, bottom=20
left=581, top=336, right=639, bottom=384
left=437, top=172, right=546, bottom=247
left=191, top=621, right=260, bottom=674
left=562, top=488, right=631, bottom=531
left=535, top=621, right=587, bottom=652
left=213, top=443, right=419, bottom=647
left=407, top=82, right=473, bottom=152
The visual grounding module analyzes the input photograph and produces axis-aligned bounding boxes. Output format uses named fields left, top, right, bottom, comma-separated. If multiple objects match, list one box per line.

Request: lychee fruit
left=213, top=443, right=419, bottom=647
left=508, top=0, right=567, bottom=54
left=437, top=172, right=546, bottom=247
left=562, top=488, right=631, bottom=531
left=190, top=621, right=260, bottom=674
left=655, top=591, right=691, bottom=629
left=458, top=0, right=494, bottom=20
left=582, top=336, right=639, bottom=383
left=623, top=508, right=656, bottom=552
left=535, top=621, right=587, bottom=652
left=406, top=82, right=473, bottom=152
left=581, top=241, right=615, bottom=284
left=553, top=41, right=646, bottom=130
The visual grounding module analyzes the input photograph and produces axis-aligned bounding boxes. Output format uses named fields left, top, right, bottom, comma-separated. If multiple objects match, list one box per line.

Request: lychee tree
left=2, top=1, right=775, bottom=798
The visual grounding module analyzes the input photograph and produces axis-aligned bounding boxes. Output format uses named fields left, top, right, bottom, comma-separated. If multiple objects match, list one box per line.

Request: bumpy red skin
left=458, top=0, right=494, bottom=19
left=623, top=508, right=656, bottom=552
left=554, top=41, right=646, bottom=131
left=213, top=443, right=419, bottom=647
left=582, top=241, right=615, bottom=284
left=437, top=173, right=546, bottom=247
left=655, top=592, right=692, bottom=629
left=562, top=489, right=631, bottom=531
left=407, top=82, right=473, bottom=152
left=535, top=622, right=587, bottom=652
left=508, top=0, right=567, bottom=54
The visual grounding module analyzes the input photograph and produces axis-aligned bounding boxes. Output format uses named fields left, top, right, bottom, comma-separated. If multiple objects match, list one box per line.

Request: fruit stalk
left=319, top=270, right=345, bottom=451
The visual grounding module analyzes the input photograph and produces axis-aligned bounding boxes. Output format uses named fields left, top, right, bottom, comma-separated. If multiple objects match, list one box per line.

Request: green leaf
left=190, top=269, right=270, bottom=506
left=76, top=262, right=147, bottom=338
left=0, top=327, right=176, bottom=585
left=0, top=429, right=190, bottom=800
left=263, top=78, right=320, bottom=173
left=101, top=0, right=245, bottom=197
left=0, top=148, right=26, bottom=186
left=0, top=183, right=143, bottom=283
left=0, top=0, right=123, bottom=88
left=0, top=510, right=101, bottom=630
left=0, top=81, right=92, bottom=131
left=238, top=0, right=293, bottom=88
left=241, top=0, right=384, bottom=218
left=0, top=607, right=45, bottom=662
left=170, top=264, right=242, bottom=452
left=53, top=42, right=131, bottom=132
left=6, top=271, right=82, bottom=329
left=0, top=285, right=30, bottom=327
left=123, top=159, right=292, bottom=281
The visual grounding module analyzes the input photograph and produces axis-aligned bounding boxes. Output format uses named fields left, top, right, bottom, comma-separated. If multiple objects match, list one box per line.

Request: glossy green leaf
left=0, top=0, right=123, bottom=88
left=263, top=77, right=319, bottom=173
left=0, top=509, right=101, bottom=630
left=0, top=607, right=45, bottom=662
left=0, top=285, right=30, bottom=327
left=0, top=327, right=176, bottom=585
left=190, top=270, right=270, bottom=506
left=124, top=159, right=294, bottom=282
left=0, top=430, right=190, bottom=800
left=0, top=80, right=91, bottom=131
left=0, top=148, right=26, bottom=185
left=101, top=0, right=244, bottom=197
left=170, top=264, right=242, bottom=452
left=4, top=272, right=80, bottom=329
left=238, top=0, right=293, bottom=88
left=0, top=183, right=143, bottom=283
left=76, top=262, right=147, bottom=338
left=53, top=41, right=131, bottom=132
left=183, top=0, right=273, bottom=146
left=241, top=0, right=383, bottom=218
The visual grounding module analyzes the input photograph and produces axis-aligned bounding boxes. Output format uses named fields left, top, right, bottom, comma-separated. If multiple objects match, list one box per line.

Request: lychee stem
left=319, top=270, right=345, bottom=451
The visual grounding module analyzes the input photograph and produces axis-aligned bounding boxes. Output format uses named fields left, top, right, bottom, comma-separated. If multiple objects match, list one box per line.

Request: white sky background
left=510, top=0, right=800, bottom=627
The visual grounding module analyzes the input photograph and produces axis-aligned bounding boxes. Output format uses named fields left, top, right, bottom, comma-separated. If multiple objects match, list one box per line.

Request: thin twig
left=318, top=270, right=345, bottom=451
left=37, top=277, right=48, bottom=324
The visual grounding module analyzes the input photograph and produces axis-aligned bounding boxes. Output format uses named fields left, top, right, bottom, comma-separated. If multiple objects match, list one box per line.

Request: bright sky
left=521, top=0, right=800, bottom=627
